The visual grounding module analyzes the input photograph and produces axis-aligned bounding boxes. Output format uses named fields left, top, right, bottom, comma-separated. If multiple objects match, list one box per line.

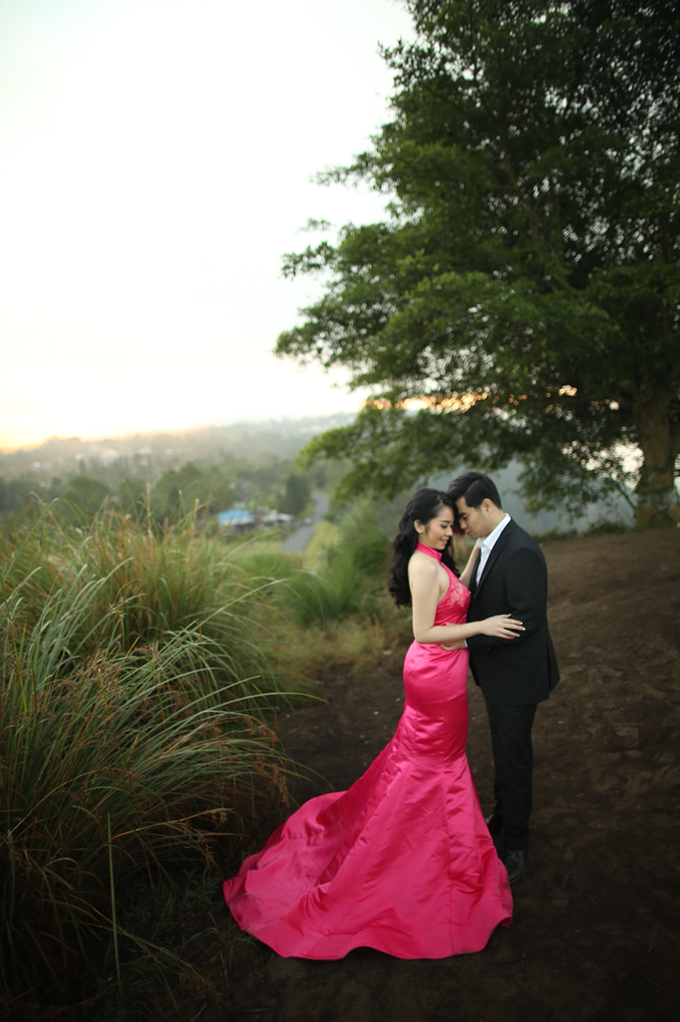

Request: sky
left=0, top=0, right=415, bottom=449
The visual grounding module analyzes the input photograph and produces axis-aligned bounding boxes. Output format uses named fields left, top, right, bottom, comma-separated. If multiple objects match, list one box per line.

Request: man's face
left=454, top=497, right=494, bottom=539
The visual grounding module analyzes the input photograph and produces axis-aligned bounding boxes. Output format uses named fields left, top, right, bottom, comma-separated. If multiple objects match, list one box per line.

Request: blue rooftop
left=217, top=509, right=255, bottom=526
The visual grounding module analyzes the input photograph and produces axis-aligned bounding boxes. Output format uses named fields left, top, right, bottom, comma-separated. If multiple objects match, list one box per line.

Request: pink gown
left=223, top=542, right=512, bottom=959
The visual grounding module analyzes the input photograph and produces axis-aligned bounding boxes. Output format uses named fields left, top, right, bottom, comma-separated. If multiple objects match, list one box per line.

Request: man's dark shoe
left=502, top=847, right=527, bottom=884
left=485, top=806, right=504, bottom=835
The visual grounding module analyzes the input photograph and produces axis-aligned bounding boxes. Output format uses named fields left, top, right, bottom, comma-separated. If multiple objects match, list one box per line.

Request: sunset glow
left=0, top=0, right=413, bottom=449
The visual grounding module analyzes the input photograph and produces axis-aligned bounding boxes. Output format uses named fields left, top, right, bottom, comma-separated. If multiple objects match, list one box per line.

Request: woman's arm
left=409, top=556, right=524, bottom=645
left=459, top=543, right=481, bottom=590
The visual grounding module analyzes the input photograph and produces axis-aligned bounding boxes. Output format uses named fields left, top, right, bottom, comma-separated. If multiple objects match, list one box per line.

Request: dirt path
left=219, top=530, right=680, bottom=1022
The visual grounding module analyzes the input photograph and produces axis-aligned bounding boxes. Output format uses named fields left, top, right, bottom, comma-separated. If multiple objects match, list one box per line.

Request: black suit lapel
left=473, top=520, right=516, bottom=599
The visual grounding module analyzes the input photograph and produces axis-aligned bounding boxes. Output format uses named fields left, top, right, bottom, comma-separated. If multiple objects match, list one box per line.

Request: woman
left=223, top=488, right=523, bottom=959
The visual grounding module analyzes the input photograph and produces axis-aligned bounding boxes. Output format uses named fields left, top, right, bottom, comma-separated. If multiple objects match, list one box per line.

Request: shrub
left=0, top=610, right=288, bottom=1009
left=586, top=518, right=632, bottom=534
left=336, top=500, right=390, bottom=576
left=344, top=530, right=390, bottom=576
left=264, top=548, right=364, bottom=628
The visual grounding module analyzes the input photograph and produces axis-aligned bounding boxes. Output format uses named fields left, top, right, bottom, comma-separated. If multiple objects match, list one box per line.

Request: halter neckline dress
left=223, top=541, right=511, bottom=958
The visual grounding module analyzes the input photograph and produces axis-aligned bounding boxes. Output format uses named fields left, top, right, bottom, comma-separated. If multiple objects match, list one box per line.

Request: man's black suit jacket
left=465, top=519, right=560, bottom=707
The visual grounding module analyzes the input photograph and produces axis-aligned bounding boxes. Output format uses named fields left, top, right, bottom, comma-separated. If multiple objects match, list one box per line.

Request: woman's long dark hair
left=389, top=488, right=456, bottom=607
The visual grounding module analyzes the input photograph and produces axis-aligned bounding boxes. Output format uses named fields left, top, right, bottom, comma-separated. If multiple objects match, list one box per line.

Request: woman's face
left=416, top=504, right=454, bottom=551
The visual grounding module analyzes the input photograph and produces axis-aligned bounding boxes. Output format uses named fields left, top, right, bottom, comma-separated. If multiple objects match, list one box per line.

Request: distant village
left=0, top=414, right=634, bottom=536
left=0, top=418, right=348, bottom=525
left=216, top=506, right=296, bottom=534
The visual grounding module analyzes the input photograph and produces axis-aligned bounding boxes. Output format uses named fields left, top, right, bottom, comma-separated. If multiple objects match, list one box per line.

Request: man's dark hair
left=447, top=471, right=502, bottom=510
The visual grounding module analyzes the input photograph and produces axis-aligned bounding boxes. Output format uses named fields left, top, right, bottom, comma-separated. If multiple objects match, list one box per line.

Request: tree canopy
left=148, top=462, right=234, bottom=523
left=279, top=472, right=312, bottom=517
left=276, top=0, right=680, bottom=524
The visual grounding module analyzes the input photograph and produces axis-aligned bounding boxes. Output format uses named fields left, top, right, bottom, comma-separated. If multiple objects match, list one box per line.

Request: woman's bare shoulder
left=408, top=551, right=440, bottom=578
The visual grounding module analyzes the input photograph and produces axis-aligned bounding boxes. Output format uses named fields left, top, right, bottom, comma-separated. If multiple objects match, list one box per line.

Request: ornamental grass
left=0, top=508, right=292, bottom=1013
left=0, top=500, right=403, bottom=1014
left=0, top=502, right=288, bottom=700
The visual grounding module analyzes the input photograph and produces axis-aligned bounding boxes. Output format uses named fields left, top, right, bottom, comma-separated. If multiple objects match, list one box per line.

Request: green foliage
left=337, top=500, right=391, bottom=576
left=0, top=518, right=294, bottom=1011
left=586, top=517, right=631, bottom=535
left=277, top=0, right=680, bottom=522
left=229, top=503, right=388, bottom=629
left=231, top=538, right=364, bottom=629
left=0, top=506, right=284, bottom=699
left=62, top=474, right=111, bottom=513
left=230, top=457, right=297, bottom=512
left=279, top=471, right=311, bottom=516
left=0, top=495, right=405, bottom=1013
left=0, top=474, right=48, bottom=515
left=231, top=544, right=302, bottom=582
left=118, top=475, right=149, bottom=518
left=150, top=461, right=235, bottom=522
left=282, top=550, right=365, bottom=627
left=275, top=502, right=390, bottom=626
left=91, top=869, right=228, bottom=1021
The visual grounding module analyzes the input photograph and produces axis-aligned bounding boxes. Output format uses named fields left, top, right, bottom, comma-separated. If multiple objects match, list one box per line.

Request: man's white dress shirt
left=475, top=513, right=512, bottom=585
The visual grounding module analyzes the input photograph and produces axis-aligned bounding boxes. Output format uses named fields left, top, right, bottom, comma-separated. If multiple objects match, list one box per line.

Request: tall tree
left=277, top=0, right=680, bottom=525
left=279, top=473, right=311, bottom=517
left=150, top=463, right=234, bottom=522
left=62, top=476, right=111, bottom=515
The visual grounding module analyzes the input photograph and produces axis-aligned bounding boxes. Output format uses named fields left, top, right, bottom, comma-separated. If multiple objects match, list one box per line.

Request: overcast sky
left=0, top=0, right=414, bottom=448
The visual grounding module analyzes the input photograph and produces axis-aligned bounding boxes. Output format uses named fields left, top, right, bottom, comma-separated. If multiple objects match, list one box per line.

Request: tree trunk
left=633, top=393, right=680, bottom=528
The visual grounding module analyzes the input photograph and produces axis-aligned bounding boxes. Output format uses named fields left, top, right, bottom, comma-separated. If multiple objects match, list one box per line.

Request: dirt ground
left=216, top=529, right=680, bottom=1022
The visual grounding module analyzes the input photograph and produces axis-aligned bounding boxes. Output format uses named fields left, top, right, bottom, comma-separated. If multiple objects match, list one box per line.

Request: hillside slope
left=222, top=529, right=680, bottom=1022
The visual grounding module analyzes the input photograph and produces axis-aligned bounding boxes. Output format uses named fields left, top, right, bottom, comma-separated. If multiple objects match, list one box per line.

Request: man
left=448, top=471, right=560, bottom=883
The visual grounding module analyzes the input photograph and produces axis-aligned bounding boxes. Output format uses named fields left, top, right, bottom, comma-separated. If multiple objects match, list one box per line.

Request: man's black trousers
left=485, top=701, right=538, bottom=851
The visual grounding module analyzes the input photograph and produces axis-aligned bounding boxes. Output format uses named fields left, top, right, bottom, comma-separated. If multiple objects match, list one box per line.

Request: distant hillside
left=0, top=414, right=633, bottom=534
left=0, top=415, right=356, bottom=481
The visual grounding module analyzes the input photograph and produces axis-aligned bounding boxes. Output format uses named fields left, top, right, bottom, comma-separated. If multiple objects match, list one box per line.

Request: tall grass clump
left=0, top=506, right=296, bottom=1014
left=282, top=548, right=366, bottom=627
left=0, top=502, right=292, bottom=700
left=229, top=525, right=369, bottom=630
left=241, top=501, right=411, bottom=673
left=282, top=501, right=390, bottom=628
left=230, top=543, right=303, bottom=583
left=0, top=590, right=289, bottom=1013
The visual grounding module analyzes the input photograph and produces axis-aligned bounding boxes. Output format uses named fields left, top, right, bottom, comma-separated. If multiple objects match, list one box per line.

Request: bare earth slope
left=221, top=530, right=680, bottom=1022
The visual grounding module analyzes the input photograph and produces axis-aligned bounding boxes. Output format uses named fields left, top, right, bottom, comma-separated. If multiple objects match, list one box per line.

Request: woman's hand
left=480, top=614, right=524, bottom=639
